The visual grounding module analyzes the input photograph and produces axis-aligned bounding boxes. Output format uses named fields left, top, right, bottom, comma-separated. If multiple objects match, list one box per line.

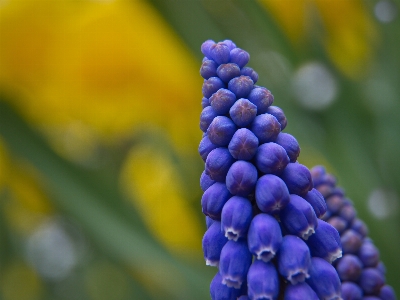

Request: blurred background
left=0, top=0, right=399, bottom=299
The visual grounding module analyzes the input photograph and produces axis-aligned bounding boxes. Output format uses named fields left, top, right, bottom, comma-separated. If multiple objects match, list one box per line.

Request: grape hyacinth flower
left=198, top=39, right=396, bottom=299
left=311, top=166, right=397, bottom=300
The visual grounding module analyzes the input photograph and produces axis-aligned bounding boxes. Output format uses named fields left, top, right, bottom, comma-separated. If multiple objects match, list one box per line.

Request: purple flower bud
left=248, top=87, right=274, bottom=114
left=317, top=173, right=338, bottom=188
left=336, top=254, right=363, bottom=282
left=226, top=161, right=258, bottom=196
left=280, top=194, right=318, bottom=240
left=202, top=221, right=228, bottom=266
left=306, top=257, right=342, bottom=300
left=359, top=240, right=380, bottom=268
left=209, top=88, right=237, bottom=115
left=284, top=282, right=319, bottom=300
left=229, top=98, right=257, bottom=127
left=341, top=282, right=363, bottom=300
left=341, top=229, right=363, bottom=254
left=205, top=147, right=234, bottom=182
left=248, top=213, right=282, bottom=262
left=201, top=182, right=231, bottom=220
left=217, top=63, right=241, bottom=83
left=207, top=116, right=237, bottom=147
left=228, top=128, right=259, bottom=160
left=379, top=285, right=397, bottom=300
left=304, top=188, right=327, bottom=218
left=221, top=196, right=253, bottom=241
left=200, top=59, right=218, bottom=79
left=206, top=216, right=214, bottom=229
left=265, top=106, right=287, bottom=130
left=325, top=194, right=345, bottom=214
left=210, top=272, right=245, bottom=300
left=338, top=202, right=356, bottom=223
left=222, top=40, right=237, bottom=50
left=247, top=260, right=279, bottom=300
left=210, top=42, right=231, bottom=65
left=200, top=106, right=218, bottom=132
left=359, top=268, right=385, bottom=295
left=351, top=218, right=368, bottom=238
left=219, top=240, right=252, bottom=289
left=376, top=261, right=386, bottom=275
left=255, top=142, right=289, bottom=175
left=278, top=235, right=311, bottom=284
left=240, top=67, right=258, bottom=83
left=255, top=174, right=290, bottom=214
left=327, top=216, right=348, bottom=234
left=199, top=134, right=217, bottom=162
left=316, top=183, right=334, bottom=198
left=202, top=97, right=210, bottom=108
left=201, top=39, right=215, bottom=58
left=306, top=219, right=342, bottom=262
left=280, top=163, right=313, bottom=196
left=310, top=165, right=326, bottom=180
left=228, top=75, right=254, bottom=98
left=274, top=133, right=300, bottom=163
left=230, top=48, right=250, bottom=68
left=200, top=170, right=216, bottom=192
left=203, top=77, right=225, bottom=98
left=251, top=113, right=281, bottom=144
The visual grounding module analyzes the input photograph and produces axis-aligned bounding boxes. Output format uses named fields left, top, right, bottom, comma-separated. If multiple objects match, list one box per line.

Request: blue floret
left=225, top=160, right=258, bottom=196
left=219, top=240, right=252, bottom=289
left=202, top=221, right=228, bottom=266
left=280, top=194, right=318, bottom=240
left=228, top=75, right=254, bottom=99
left=202, top=76, right=225, bottom=98
left=229, top=48, right=250, bottom=68
left=207, top=116, right=237, bottom=146
left=255, top=142, right=289, bottom=175
left=217, top=63, right=241, bottom=83
left=209, top=88, right=237, bottom=115
left=255, top=174, right=290, bottom=214
left=229, top=99, right=257, bottom=127
left=228, top=128, right=259, bottom=160
left=246, top=260, right=279, bottom=300
left=248, top=87, right=274, bottom=114
left=221, top=196, right=253, bottom=241
left=278, top=235, right=311, bottom=285
left=247, top=214, right=282, bottom=262
left=200, top=59, right=218, bottom=79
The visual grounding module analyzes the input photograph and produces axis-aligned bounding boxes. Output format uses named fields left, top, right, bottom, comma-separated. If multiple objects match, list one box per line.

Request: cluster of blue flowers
left=198, top=39, right=344, bottom=300
left=311, top=166, right=397, bottom=300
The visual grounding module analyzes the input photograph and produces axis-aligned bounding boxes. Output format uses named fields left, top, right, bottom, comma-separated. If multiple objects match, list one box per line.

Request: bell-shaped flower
left=255, top=174, right=290, bottom=214
left=219, top=240, right=252, bottom=289
left=280, top=194, right=318, bottom=240
left=278, top=235, right=311, bottom=285
left=306, top=257, right=342, bottom=300
left=221, top=196, right=253, bottom=241
left=247, top=260, right=279, bottom=300
left=202, top=221, right=228, bottom=267
left=247, top=214, right=282, bottom=262
left=306, top=219, right=342, bottom=262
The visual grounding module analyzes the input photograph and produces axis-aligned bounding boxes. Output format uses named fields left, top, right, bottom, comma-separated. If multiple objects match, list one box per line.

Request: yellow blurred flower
left=258, top=0, right=378, bottom=78
left=2, top=159, right=53, bottom=236
left=0, top=0, right=202, bottom=154
left=120, top=142, right=203, bottom=255
left=0, top=261, right=44, bottom=300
